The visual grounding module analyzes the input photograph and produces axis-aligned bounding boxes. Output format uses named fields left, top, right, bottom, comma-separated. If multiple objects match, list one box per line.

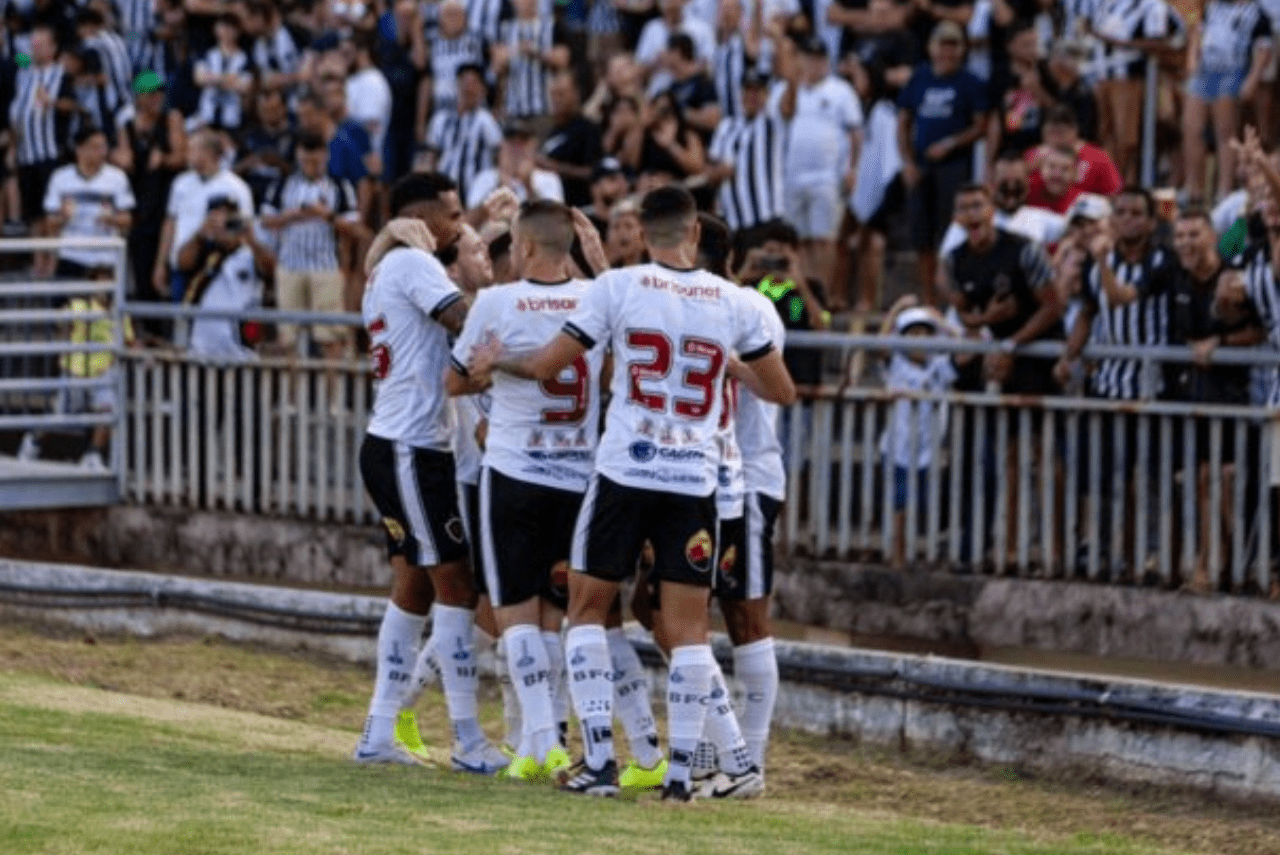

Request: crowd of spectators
left=8, top=0, right=1280, bottom=589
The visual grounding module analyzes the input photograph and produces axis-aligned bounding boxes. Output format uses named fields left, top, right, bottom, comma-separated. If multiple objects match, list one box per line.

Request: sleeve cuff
left=562, top=321, right=596, bottom=349
left=450, top=355, right=469, bottom=377
left=740, top=341, right=774, bottom=362
left=430, top=291, right=463, bottom=321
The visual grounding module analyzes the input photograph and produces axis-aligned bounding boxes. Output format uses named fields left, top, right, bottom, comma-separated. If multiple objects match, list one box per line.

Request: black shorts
left=18, top=160, right=59, bottom=224
left=713, top=493, right=782, bottom=601
left=571, top=474, right=719, bottom=588
left=459, top=481, right=486, bottom=595
left=359, top=434, right=469, bottom=567
left=906, top=156, right=970, bottom=251
left=479, top=467, right=582, bottom=608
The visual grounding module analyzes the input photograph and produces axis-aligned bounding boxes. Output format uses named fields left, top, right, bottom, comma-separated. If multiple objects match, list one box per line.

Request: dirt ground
left=3, top=618, right=1280, bottom=854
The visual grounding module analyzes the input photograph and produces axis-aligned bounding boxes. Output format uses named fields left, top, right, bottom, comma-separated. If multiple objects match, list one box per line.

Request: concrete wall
left=7, top=505, right=1280, bottom=670
left=4, top=557, right=1280, bottom=800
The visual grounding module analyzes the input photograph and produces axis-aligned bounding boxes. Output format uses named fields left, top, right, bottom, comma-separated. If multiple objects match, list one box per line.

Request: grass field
left=2, top=621, right=1278, bottom=855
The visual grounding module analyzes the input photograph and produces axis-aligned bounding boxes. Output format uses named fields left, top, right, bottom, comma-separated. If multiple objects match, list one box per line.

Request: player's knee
left=722, top=598, right=772, bottom=646
left=428, top=560, right=477, bottom=608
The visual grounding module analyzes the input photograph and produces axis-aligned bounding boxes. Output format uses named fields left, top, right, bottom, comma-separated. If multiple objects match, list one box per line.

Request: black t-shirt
left=1167, top=263, right=1259, bottom=405
left=1042, top=66, right=1099, bottom=144
left=237, top=123, right=298, bottom=208
left=667, top=73, right=718, bottom=140
left=948, top=228, right=1061, bottom=341
left=540, top=115, right=602, bottom=208
left=845, top=26, right=917, bottom=75
left=758, top=275, right=828, bottom=386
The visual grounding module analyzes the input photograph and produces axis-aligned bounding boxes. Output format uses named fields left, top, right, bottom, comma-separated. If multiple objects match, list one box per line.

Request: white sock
left=541, top=629, right=569, bottom=742
left=692, top=739, right=718, bottom=778
left=503, top=624, right=558, bottom=761
left=606, top=627, right=661, bottom=768
left=702, top=660, right=754, bottom=775
left=495, top=635, right=522, bottom=749
left=362, top=602, right=426, bottom=747
left=404, top=631, right=440, bottom=709
left=665, top=644, right=715, bottom=786
left=430, top=603, right=483, bottom=749
left=565, top=624, right=614, bottom=769
left=733, top=638, right=778, bottom=770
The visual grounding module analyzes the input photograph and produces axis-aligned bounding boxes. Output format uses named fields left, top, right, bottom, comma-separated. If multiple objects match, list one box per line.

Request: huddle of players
left=352, top=170, right=796, bottom=802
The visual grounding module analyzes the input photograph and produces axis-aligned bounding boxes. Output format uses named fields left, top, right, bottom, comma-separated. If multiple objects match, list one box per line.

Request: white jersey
left=564, top=263, right=775, bottom=497
left=453, top=278, right=603, bottom=492
left=363, top=246, right=464, bottom=450
left=715, top=378, right=746, bottom=519
left=42, top=163, right=135, bottom=269
left=452, top=391, right=490, bottom=486
left=735, top=286, right=788, bottom=501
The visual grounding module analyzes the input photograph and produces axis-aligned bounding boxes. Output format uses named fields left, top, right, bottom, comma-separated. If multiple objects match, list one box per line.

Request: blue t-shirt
left=329, top=119, right=371, bottom=184
left=897, top=64, right=988, bottom=160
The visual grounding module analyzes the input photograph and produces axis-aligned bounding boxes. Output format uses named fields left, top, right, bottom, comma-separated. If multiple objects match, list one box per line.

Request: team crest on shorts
left=382, top=517, right=406, bottom=543
left=718, top=545, right=737, bottom=579
left=445, top=516, right=466, bottom=544
left=685, top=529, right=713, bottom=573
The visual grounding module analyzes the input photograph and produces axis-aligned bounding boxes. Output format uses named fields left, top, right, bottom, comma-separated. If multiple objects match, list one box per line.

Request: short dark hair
left=995, top=148, right=1028, bottom=166
left=696, top=213, right=731, bottom=277
left=757, top=218, right=800, bottom=248
left=1177, top=205, right=1213, bottom=226
left=1044, top=104, right=1078, bottom=129
left=456, top=62, right=486, bottom=82
left=1117, top=184, right=1155, bottom=217
left=216, top=11, right=241, bottom=28
left=956, top=182, right=992, bottom=200
left=390, top=172, right=457, bottom=216
left=515, top=200, right=576, bottom=254
left=666, top=32, right=696, bottom=62
left=73, top=126, right=106, bottom=147
left=298, top=88, right=326, bottom=112
left=639, top=185, right=698, bottom=247
left=488, top=230, right=512, bottom=264
left=295, top=131, right=327, bottom=152
left=76, top=7, right=105, bottom=27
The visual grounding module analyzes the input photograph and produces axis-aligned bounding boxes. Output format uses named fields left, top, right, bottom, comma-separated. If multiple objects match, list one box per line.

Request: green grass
left=0, top=672, right=1195, bottom=855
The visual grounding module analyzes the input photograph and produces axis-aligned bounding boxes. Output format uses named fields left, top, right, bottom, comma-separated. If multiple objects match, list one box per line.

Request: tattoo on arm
left=436, top=298, right=469, bottom=335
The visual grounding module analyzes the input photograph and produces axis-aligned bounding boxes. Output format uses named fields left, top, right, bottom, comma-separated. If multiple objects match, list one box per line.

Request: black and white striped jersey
left=708, top=110, right=784, bottom=231
left=713, top=34, right=771, bottom=119
left=1081, top=246, right=1177, bottom=400
left=468, top=0, right=512, bottom=45
left=499, top=17, right=561, bottom=118
left=8, top=61, right=73, bottom=165
left=1092, top=0, right=1184, bottom=79
left=84, top=29, right=134, bottom=106
left=429, top=31, right=487, bottom=115
left=72, top=68, right=122, bottom=145
left=1239, top=240, right=1280, bottom=406
left=195, top=47, right=254, bottom=130
left=425, top=106, right=502, bottom=207
left=253, top=26, right=301, bottom=85
left=1199, top=0, right=1272, bottom=74
left=112, top=0, right=154, bottom=71
left=262, top=172, right=360, bottom=272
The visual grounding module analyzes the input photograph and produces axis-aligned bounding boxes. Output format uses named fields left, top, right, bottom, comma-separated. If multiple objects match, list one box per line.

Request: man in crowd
left=426, top=64, right=503, bottom=213
left=464, top=119, right=564, bottom=212
left=42, top=127, right=134, bottom=280
left=537, top=73, right=604, bottom=208
left=1026, top=106, right=1122, bottom=202
left=708, top=69, right=793, bottom=233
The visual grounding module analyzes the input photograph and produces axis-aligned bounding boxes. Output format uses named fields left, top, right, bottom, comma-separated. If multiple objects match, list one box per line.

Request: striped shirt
left=72, top=71, right=122, bottom=145
left=713, top=34, right=771, bottom=119
left=196, top=47, right=253, bottom=130
left=469, top=0, right=511, bottom=45
left=1199, top=0, right=1272, bottom=74
left=499, top=17, right=560, bottom=118
left=426, top=106, right=502, bottom=207
left=1092, top=0, right=1183, bottom=79
left=253, top=26, right=302, bottom=85
left=1081, top=246, right=1177, bottom=400
left=429, top=31, right=487, bottom=115
left=1240, top=241, right=1280, bottom=405
left=9, top=61, right=72, bottom=165
left=263, top=172, right=360, bottom=272
left=113, top=0, right=155, bottom=72
left=85, top=30, right=134, bottom=107
left=708, top=109, right=785, bottom=231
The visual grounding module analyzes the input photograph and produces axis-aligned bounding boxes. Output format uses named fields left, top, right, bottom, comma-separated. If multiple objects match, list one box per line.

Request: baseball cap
left=796, top=34, right=827, bottom=56
left=592, top=156, right=624, bottom=181
left=502, top=118, right=535, bottom=139
left=930, top=20, right=965, bottom=44
left=894, top=307, right=942, bottom=335
left=1067, top=193, right=1112, bottom=223
left=132, top=70, right=165, bottom=95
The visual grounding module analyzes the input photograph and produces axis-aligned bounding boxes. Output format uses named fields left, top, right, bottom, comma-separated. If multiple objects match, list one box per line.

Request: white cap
left=1067, top=193, right=1112, bottom=222
left=894, top=307, right=942, bottom=334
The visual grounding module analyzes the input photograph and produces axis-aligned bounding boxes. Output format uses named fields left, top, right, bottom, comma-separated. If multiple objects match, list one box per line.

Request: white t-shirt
left=778, top=75, right=863, bottom=184
left=188, top=245, right=260, bottom=362
left=166, top=168, right=256, bottom=267
left=880, top=352, right=957, bottom=469
left=346, top=66, right=393, bottom=157
left=564, top=262, right=775, bottom=497
left=635, top=15, right=717, bottom=67
left=43, top=163, right=135, bottom=268
left=363, top=246, right=464, bottom=450
left=938, top=205, right=1067, bottom=257
left=734, top=286, right=787, bottom=501
left=464, top=168, right=565, bottom=210
left=453, top=278, right=604, bottom=492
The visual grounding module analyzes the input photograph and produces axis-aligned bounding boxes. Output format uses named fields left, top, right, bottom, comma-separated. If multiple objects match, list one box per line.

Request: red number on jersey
left=367, top=315, right=391, bottom=379
left=540, top=355, right=589, bottom=424
left=625, top=329, right=726, bottom=420
left=718, top=376, right=739, bottom=430
left=626, top=330, right=672, bottom=412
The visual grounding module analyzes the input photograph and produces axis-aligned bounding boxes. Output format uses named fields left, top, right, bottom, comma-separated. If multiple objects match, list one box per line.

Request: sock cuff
left=501, top=623, right=542, bottom=647
left=734, top=637, right=776, bottom=664
left=604, top=626, right=628, bottom=644
left=540, top=629, right=563, bottom=646
left=566, top=623, right=607, bottom=649
left=669, top=643, right=715, bottom=670
left=385, top=601, right=428, bottom=632
left=432, top=603, right=474, bottom=622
